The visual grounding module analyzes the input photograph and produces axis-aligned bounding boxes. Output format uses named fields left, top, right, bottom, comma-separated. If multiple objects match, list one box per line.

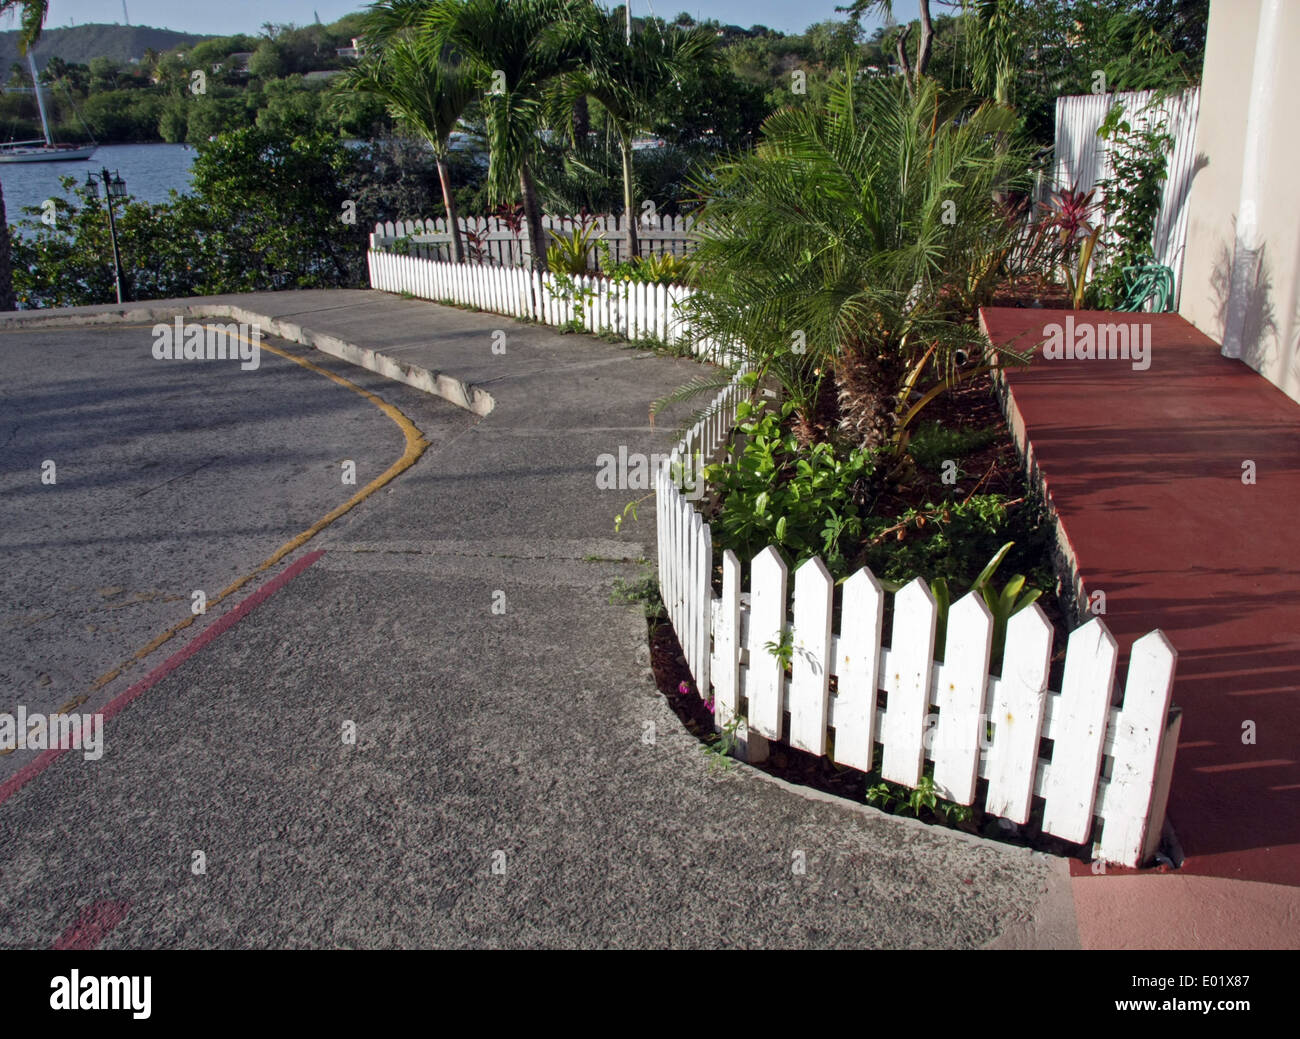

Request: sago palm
left=684, top=66, right=1034, bottom=456
left=346, top=29, right=478, bottom=262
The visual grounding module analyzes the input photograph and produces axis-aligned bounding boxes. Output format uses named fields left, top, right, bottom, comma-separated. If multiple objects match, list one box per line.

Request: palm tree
left=964, top=0, right=1026, bottom=106
left=0, top=0, right=50, bottom=311
left=419, top=0, right=598, bottom=271
left=555, top=12, right=716, bottom=261
left=845, top=0, right=934, bottom=90
left=684, top=68, right=1033, bottom=455
left=346, top=33, right=479, bottom=262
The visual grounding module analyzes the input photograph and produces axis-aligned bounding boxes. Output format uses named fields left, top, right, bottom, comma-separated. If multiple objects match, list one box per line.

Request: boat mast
left=28, top=51, right=53, bottom=148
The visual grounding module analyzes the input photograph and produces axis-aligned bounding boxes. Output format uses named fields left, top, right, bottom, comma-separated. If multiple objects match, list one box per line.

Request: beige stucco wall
left=1179, top=0, right=1300, bottom=403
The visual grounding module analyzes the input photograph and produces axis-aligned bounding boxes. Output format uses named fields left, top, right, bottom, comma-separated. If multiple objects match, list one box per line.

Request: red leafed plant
left=1037, top=184, right=1102, bottom=308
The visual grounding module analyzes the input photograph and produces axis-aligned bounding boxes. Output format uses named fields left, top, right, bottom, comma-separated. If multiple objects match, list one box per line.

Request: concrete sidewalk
left=0, top=291, right=1071, bottom=948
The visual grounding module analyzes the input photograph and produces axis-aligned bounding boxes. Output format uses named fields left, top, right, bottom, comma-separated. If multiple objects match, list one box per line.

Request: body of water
left=0, top=143, right=196, bottom=225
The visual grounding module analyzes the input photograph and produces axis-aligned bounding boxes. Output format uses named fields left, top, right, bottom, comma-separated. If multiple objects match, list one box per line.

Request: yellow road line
left=2, top=327, right=429, bottom=752
left=89, top=331, right=430, bottom=688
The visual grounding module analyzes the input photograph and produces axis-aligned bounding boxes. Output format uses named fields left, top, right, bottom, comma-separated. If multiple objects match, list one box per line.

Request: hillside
left=0, top=23, right=213, bottom=72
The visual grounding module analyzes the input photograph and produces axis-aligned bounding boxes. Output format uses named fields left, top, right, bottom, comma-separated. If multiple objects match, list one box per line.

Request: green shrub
left=862, top=494, right=1049, bottom=593
left=703, top=400, right=879, bottom=573
left=906, top=422, right=999, bottom=472
left=547, top=222, right=599, bottom=275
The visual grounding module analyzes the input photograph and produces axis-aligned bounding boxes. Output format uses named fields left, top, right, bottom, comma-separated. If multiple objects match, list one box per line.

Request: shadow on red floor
left=980, top=308, right=1300, bottom=887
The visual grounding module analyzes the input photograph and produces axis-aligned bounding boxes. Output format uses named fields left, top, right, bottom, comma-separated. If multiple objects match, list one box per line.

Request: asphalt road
left=0, top=322, right=476, bottom=779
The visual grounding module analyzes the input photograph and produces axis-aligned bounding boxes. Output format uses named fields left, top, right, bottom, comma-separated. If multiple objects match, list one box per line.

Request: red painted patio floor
left=980, top=309, right=1300, bottom=897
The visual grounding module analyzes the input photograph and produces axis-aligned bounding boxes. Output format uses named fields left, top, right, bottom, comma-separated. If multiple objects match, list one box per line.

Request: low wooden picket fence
left=656, top=376, right=1181, bottom=869
left=368, top=249, right=727, bottom=360
left=370, top=212, right=698, bottom=267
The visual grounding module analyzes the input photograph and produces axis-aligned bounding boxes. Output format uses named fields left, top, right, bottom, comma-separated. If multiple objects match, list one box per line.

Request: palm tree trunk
left=834, top=336, right=902, bottom=453
left=519, top=163, right=547, bottom=271
left=620, top=134, right=639, bottom=262
left=896, top=24, right=913, bottom=94
left=436, top=154, right=465, bottom=264
left=0, top=182, right=14, bottom=311
left=916, top=0, right=934, bottom=80
left=573, top=95, right=589, bottom=141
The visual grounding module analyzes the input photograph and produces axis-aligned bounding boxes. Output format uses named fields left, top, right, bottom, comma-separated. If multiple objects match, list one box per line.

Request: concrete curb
left=0, top=301, right=496, bottom=418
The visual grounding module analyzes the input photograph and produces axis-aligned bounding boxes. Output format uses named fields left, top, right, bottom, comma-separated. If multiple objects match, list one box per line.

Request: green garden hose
left=1116, top=258, right=1175, bottom=313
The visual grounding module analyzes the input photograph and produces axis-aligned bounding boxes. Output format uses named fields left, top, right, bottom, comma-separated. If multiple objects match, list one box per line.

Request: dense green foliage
left=1089, top=100, right=1175, bottom=306
left=704, top=400, right=880, bottom=574
left=10, top=127, right=374, bottom=305
left=683, top=69, right=1036, bottom=456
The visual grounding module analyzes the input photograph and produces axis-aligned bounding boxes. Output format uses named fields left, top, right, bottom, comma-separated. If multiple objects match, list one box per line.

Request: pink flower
left=678, top=681, right=691, bottom=696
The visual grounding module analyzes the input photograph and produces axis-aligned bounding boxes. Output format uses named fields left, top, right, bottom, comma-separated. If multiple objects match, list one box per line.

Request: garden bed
left=645, top=372, right=1104, bottom=861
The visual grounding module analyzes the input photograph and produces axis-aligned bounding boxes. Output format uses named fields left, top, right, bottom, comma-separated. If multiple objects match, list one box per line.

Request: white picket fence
left=1053, top=87, right=1202, bottom=308
left=656, top=377, right=1181, bottom=868
left=370, top=212, right=698, bottom=267
left=368, top=249, right=731, bottom=359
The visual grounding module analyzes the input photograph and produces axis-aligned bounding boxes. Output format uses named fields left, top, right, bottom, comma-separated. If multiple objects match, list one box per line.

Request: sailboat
left=0, top=51, right=96, bottom=163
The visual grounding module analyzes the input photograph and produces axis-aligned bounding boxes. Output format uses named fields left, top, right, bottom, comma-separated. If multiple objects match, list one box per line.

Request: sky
left=21, top=0, right=924, bottom=39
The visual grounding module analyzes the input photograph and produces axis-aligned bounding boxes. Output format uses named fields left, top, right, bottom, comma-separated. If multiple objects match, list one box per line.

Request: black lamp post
left=84, top=168, right=127, bottom=304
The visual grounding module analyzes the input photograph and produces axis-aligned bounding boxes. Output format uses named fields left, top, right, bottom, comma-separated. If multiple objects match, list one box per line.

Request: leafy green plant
left=1089, top=101, right=1174, bottom=308
left=415, top=0, right=602, bottom=271
left=970, top=541, right=1044, bottom=662
left=703, top=399, right=879, bottom=573
left=609, top=570, right=665, bottom=621
left=344, top=33, right=478, bottom=263
left=864, top=494, right=1032, bottom=588
left=704, top=710, right=744, bottom=772
left=908, top=541, right=1046, bottom=664
left=547, top=219, right=600, bottom=275
left=906, top=422, right=999, bottom=472
left=876, top=534, right=1049, bottom=659
left=598, top=241, right=694, bottom=285
left=631, top=251, right=693, bottom=285
left=764, top=628, right=794, bottom=670
left=865, top=773, right=974, bottom=825
left=549, top=268, right=598, bottom=327
left=549, top=10, right=718, bottom=262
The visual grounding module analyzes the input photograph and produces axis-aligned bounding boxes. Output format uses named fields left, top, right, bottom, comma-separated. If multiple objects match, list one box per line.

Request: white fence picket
left=694, top=516, right=712, bottom=696
left=932, top=592, right=994, bottom=805
left=833, top=567, right=884, bottom=772
left=1097, top=631, right=1178, bottom=866
left=747, top=547, right=788, bottom=741
left=1041, top=618, right=1118, bottom=843
left=789, top=558, right=834, bottom=755
left=985, top=605, right=1054, bottom=823
left=881, top=578, right=936, bottom=787
left=714, top=549, right=741, bottom=732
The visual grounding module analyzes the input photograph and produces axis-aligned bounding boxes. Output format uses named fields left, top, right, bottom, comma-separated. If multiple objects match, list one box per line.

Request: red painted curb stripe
left=52, top=900, right=131, bottom=950
left=0, top=549, right=326, bottom=807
